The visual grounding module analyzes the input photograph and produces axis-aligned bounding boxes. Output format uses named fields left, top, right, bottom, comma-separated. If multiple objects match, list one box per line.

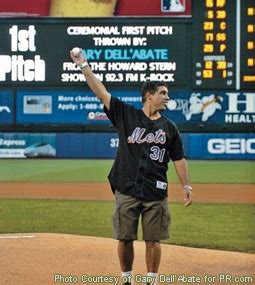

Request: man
left=70, top=48, right=193, bottom=285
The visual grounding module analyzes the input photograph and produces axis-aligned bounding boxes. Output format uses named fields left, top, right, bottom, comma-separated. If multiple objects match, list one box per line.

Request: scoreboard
left=193, top=0, right=236, bottom=89
left=193, top=0, right=255, bottom=90
left=0, top=18, right=191, bottom=88
left=0, top=0, right=254, bottom=131
left=0, top=0, right=254, bottom=91
left=241, top=0, right=255, bottom=88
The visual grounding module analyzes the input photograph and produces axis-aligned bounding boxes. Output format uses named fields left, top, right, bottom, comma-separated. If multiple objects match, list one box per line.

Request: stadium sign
left=0, top=25, right=46, bottom=82
left=225, top=93, right=255, bottom=123
left=208, top=138, right=255, bottom=154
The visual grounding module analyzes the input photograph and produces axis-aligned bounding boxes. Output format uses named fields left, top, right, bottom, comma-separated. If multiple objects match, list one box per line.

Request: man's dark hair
left=141, top=81, right=169, bottom=103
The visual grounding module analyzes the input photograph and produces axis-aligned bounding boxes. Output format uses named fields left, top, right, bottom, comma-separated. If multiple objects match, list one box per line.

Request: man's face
left=149, top=86, right=170, bottom=110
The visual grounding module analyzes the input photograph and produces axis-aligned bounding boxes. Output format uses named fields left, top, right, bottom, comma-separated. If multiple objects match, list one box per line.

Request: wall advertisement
left=1, top=132, right=253, bottom=159
left=15, top=90, right=255, bottom=125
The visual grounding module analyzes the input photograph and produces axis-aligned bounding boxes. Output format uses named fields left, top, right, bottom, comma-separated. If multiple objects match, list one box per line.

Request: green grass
left=0, top=199, right=254, bottom=253
left=168, top=203, right=255, bottom=252
left=0, top=159, right=111, bottom=182
left=170, top=160, right=255, bottom=184
left=0, top=159, right=254, bottom=253
left=0, top=159, right=254, bottom=183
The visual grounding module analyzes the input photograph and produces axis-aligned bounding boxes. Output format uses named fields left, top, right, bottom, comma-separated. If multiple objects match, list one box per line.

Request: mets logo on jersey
left=127, top=127, right=166, bottom=144
left=161, top=0, right=186, bottom=12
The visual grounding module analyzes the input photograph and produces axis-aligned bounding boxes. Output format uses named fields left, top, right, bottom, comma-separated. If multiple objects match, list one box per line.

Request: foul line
left=0, top=235, right=35, bottom=239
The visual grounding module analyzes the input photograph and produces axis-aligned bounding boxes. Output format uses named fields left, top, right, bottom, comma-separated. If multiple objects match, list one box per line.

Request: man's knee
left=119, top=240, right=134, bottom=246
left=145, top=241, right=160, bottom=248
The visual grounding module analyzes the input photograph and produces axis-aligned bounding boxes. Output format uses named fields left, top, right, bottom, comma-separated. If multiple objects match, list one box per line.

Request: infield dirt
left=0, top=182, right=254, bottom=203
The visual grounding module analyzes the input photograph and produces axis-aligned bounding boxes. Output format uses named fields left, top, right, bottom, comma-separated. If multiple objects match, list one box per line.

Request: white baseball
left=167, top=100, right=177, bottom=110
left=72, top=47, right=81, bottom=56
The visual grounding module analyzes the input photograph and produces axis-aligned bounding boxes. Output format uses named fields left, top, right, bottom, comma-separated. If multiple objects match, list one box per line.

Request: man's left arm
left=173, top=158, right=193, bottom=207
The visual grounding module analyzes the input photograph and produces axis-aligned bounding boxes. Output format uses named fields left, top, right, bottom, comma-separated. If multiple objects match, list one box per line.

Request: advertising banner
left=55, top=132, right=255, bottom=159
left=0, top=133, right=56, bottom=158
left=167, top=91, right=255, bottom=124
left=1, top=132, right=253, bottom=159
left=16, top=90, right=141, bottom=124
left=188, top=133, right=255, bottom=159
left=15, top=90, right=255, bottom=125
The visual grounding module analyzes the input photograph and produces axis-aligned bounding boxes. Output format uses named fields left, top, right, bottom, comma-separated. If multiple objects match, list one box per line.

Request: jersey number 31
left=150, top=146, right=166, bottom=163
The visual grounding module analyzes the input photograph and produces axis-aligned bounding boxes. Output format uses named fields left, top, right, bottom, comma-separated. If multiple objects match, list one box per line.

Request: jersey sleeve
left=103, top=96, right=125, bottom=128
left=169, top=125, right=185, bottom=161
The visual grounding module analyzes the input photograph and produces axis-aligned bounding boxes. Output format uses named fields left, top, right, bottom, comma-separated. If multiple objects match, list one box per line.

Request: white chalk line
left=0, top=235, right=35, bottom=239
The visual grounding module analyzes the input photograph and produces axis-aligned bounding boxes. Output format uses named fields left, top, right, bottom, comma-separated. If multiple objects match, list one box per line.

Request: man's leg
left=118, top=240, right=134, bottom=285
left=118, top=240, right=134, bottom=271
left=145, top=241, right=161, bottom=272
left=113, top=191, right=141, bottom=284
left=142, top=198, right=170, bottom=285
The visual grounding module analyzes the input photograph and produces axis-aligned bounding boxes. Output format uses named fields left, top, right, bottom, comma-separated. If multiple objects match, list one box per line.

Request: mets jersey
left=104, top=96, right=185, bottom=201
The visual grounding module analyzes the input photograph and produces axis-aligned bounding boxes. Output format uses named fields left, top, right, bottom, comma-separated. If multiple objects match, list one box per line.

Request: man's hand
left=70, top=47, right=87, bottom=66
left=183, top=185, right=193, bottom=207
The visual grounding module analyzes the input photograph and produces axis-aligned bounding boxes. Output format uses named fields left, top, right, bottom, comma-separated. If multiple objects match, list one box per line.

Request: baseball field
left=0, top=159, right=254, bottom=284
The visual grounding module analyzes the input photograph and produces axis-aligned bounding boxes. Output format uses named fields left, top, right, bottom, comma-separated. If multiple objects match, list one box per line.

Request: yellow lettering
left=216, top=10, right=226, bottom=19
left=203, top=44, right=214, bottom=53
left=219, top=44, right=226, bottom=52
left=205, top=33, right=214, bottom=41
left=206, top=0, right=214, bottom=8
left=217, top=61, right=227, bottom=69
left=204, top=22, right=214, bottom=30
left=220, top=22, right=226, bottom=30
left=222, top=70, right=227, bottom=78
left=207, top=10, right=214, bottom=19
left=205, top=61, right=213, bottom=69
left=247, top=8, right=255, bottom=16
left=216, top=0, right=226, bottom=8
left=247, top=25, right=255, bottom=33
left=247, top=58, right=255, bottom=67
left=203, top=70, right=213, bottom=78
left=216, top=33, right=226, bottom=41
left=247, top=41, right=254, bottom=49
left=243, top=75, right=255, bottom=82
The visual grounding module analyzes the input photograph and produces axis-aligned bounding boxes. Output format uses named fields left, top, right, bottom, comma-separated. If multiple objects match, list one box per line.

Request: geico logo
left=0, top=55, right=45, bottom=81
left=208, top=138, right=255, bottom=154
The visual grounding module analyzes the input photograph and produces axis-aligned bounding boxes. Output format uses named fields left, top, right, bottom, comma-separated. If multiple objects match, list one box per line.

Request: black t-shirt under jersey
left=104, top=96, right=185, bottom=201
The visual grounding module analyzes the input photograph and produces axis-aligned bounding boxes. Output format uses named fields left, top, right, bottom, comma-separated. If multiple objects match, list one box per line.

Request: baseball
left=167, top=100, right=177, bottom=110
left=72, top=47, right=81, bottom=56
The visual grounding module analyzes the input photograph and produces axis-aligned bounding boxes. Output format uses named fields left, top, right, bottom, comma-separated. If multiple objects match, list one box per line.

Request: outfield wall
left=0, top=132, right=254, bottom=160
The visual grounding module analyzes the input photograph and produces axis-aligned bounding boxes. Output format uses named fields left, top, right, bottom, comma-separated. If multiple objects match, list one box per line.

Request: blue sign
left=16, top=90, right=141, bottom=124
left=56, top=132, right=255, bottom=160
left=56, top=133, right=119, bottom=158
left=1, top=132, right=254, bottom=159
left=16, top=90, right=255, bottom=126
left=165, top=91, right=255, bottom=124
left=188, top=133, right=255, bottom=159
left=0, top=91, right=13, bottom=124
left=0, top=133, right=56, bottom=158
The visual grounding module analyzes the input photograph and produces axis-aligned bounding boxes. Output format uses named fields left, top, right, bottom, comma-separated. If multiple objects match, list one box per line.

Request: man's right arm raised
left=70, top=48, right=111, bottom=110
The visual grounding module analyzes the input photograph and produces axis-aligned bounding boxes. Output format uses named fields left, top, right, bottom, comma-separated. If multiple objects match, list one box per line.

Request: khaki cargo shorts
left=113, top=190, right=171, bottom=241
